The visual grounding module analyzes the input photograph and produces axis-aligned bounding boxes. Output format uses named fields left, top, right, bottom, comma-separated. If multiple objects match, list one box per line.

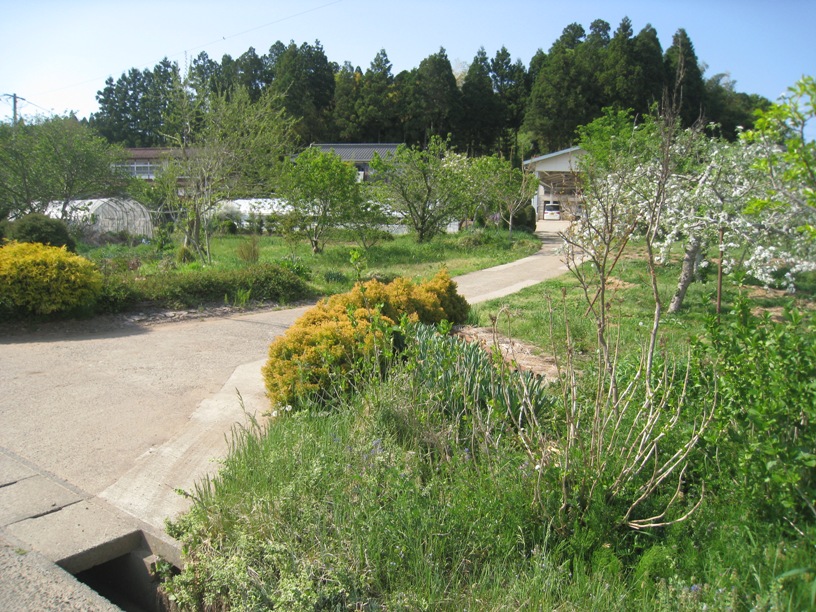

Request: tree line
left=90, top=17, right=770, bottom=160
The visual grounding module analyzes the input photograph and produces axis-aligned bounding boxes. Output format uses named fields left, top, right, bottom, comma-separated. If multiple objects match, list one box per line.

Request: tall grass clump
left=164, top=322, right=561, bottom=610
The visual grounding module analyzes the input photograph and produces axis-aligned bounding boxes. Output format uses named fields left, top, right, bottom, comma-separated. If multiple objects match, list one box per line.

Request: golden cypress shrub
left=0, top=241, right=102, bottom=315
left=263, top=269, right=468, bottom=408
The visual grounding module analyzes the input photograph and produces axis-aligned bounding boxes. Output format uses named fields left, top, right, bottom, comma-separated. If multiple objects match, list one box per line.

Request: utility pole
left=2, top=93, right=19, bottom=125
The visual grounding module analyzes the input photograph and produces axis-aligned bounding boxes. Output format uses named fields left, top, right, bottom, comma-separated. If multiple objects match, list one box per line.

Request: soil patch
left=454, top=325, right=560, bottom=382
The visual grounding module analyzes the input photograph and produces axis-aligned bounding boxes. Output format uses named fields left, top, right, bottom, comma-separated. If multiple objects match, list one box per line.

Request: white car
left=543, top=204, right=561, bottom=220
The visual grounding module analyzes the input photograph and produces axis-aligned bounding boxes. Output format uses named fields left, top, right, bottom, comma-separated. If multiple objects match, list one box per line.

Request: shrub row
left=98, top=263, right=312, bottom=312
left=0, top=239, right=311, bottom=319
left=262, top=269, right=469, bottom=408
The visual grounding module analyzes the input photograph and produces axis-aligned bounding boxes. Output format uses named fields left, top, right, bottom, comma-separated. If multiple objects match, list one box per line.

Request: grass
left=207, top=228, right=542, bottom=287
left=153, top=236, right=815, bottom=610
left=470, top=242, right=816, bottom=363
left=75, top=228, right=542, bottom=313
left=18, top=218, right=812, bottom=606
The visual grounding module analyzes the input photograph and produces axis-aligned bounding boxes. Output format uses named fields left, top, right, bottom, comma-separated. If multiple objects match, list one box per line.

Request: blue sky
left=1, top=0, right=814, bottom=123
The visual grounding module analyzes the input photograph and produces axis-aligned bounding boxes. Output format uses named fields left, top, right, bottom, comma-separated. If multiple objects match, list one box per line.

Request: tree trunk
left=668, top=234, right=702, bottom=314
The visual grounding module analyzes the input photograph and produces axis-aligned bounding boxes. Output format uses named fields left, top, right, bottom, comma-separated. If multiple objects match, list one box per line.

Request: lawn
left=76, top=228, right=542, bottom=313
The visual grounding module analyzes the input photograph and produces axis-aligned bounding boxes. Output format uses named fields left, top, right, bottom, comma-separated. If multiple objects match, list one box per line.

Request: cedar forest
left=89, top=17, right=769, bottom=159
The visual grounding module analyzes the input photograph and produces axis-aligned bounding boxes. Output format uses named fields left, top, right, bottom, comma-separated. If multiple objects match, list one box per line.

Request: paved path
left=0, top=221, right=569, bottom=609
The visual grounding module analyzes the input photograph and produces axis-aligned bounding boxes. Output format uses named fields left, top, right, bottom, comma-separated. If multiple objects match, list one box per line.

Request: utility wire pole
left=2, top=93, right=20, bottom=125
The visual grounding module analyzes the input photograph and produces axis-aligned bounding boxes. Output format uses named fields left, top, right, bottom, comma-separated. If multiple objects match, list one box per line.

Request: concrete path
left=0, top=220, right=569, bottom=609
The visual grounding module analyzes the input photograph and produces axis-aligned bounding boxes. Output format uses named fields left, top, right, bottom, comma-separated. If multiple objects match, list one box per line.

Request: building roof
left=125, top=147, right=178, bottom=160
left=523, top=146, right=583, bottom=171
left=310, top=143, right=401, bottom=163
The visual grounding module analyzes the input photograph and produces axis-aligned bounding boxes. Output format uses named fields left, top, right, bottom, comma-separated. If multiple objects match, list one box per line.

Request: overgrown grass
left=470, top=247, right=816, bottom=362
left=164, top=303, right=816, bottom=609
left=157, top=235, right=816, bottom=610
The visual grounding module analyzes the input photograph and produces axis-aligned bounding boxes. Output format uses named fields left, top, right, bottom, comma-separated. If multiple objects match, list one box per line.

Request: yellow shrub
left=263, top=269, right=469, bottom=408
left=0, top=241, right=102, bottom=315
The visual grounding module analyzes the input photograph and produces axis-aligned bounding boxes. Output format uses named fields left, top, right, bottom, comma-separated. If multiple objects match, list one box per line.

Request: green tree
left=357, top=49, right=399, bottom=142
left=490, top=47, right=529, bottom=162
left=525, top=23, right=595, bottom=151
left=602, top=17, right=638, bottom=109
left=151, top=86, right=295, bottom=261
left=458, top=47, right=502, bottom=155
left=91, top=59, right=181, bottom=146
left=370, top=136, right=468, bottom=242
left=277, top=147, right=360, bottom=253
left=470, top=155, right=538, bottom=235
left=704, top=73, right=770, bottom=140
left=0, top=115, right=126, bottom=222
left=663, top=28, right=706, bottom=127
left=412, top=48, right=460, bottom=146
left=631, top=24, right=665, bottom=115
left=331, top=62, right=363, bottom=141
left=268, top=40, right=336, bottom=143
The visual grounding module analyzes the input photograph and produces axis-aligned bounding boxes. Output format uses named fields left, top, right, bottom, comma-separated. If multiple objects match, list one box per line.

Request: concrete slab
left=0, top=535, right=120, bottom=611
left=0, top=450, right=37, bottom=486
left=5, top=498, right=142, bottom=574
left=0, top=475, right=82, bottom=526
left=99, top=359, right=267, bottom=530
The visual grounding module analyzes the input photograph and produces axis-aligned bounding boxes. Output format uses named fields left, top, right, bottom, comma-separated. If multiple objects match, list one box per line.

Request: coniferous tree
left=664, top=28, right=706, bottom=127
left=704, top=73, right=770, bottom=139
left=631, top=24, right=665, bottom=115
left=331, top=62, right=363, bottom=141
left=458, top=47, right=502, bottom=155
left=357, top=50, right=398, bottom=142
left=602, top=17, right=638, bottom=109
left=525, top=23, right=591, bottom=151
left=412, top=48, right=461, bottom=146
left=491, top=46, right=529, bottom=162
left=268, top=41, right=335, bottom=143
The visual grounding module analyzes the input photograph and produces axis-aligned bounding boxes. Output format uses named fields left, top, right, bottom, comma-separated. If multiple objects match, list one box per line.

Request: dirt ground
left=454, top=325, right=560, bottom=382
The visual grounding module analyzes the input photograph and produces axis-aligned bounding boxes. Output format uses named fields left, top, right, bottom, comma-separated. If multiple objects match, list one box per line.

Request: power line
left=32, top=0, right=345, bottom=99
left=181, top=0, right=344, bottom=57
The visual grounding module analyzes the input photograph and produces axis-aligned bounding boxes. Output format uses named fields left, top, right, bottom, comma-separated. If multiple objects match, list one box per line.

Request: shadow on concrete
left=0, top=316, right=152, bottom=345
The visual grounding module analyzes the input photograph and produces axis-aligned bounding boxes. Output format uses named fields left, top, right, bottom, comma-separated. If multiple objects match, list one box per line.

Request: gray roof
left=523, top=146, right=583, bottom=166
left=310, top=143, right=401, bottom=163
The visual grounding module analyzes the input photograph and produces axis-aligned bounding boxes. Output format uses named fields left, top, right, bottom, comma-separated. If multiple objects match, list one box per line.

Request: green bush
left=147, top=263, right=309, bottom=308
left=0, top=241, right=101, bottom=315
left=501, top=204, right=537, bottom=233
left=9, top=213, right=76, bottom=251
left=697, top=296, right=816, bottom=524
left=94, top=263, right=310, bottom=313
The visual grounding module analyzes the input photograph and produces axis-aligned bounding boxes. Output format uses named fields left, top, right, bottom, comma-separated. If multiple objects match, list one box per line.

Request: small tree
left=470, top=155, right=538, bottom=236
left=150, top=85, right=295, bottom=262
left=277, top=147, right=360, bottom=254
left=0, top=115, right=126, bottom=223
left=370, top=136, right=469, bottom=242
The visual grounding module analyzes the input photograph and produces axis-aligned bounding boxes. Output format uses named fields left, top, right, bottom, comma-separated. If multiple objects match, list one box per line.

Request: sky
left=1, top=0, right=814, bottom=124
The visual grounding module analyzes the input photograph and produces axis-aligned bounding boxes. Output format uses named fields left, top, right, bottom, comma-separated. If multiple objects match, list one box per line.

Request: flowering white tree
left=740, top=75, right=816, bottom=283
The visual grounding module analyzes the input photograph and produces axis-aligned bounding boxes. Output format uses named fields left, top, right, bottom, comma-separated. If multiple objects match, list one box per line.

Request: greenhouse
left=57, top=198, right=155, bottom=239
